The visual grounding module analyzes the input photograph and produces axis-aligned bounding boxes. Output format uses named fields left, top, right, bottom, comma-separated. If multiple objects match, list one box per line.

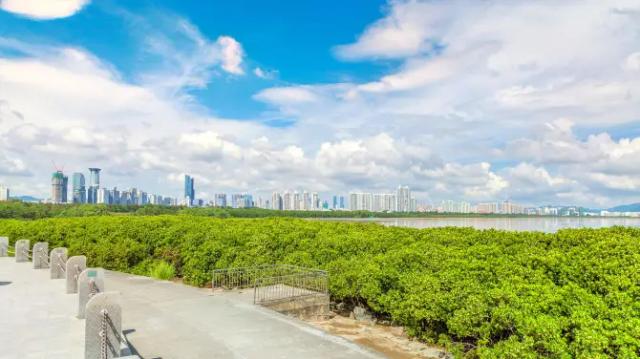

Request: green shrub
left=149, top=261, right=175, bottom=280
left=1, top=216, right=639, bottom=358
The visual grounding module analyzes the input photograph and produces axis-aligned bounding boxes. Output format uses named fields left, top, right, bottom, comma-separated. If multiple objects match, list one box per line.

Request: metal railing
left=212, top=264, right=328, bottom=304
left=254, top=271, right=328, bottom=304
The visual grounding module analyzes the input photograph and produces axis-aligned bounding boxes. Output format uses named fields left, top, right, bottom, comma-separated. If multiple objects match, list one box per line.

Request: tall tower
left=87, top=168, right=101, bottom=204
left=72, top=173, right=86, bottom=204
left=184, top=174, right=195, bottom=206
left=51, top=171, right=67, bottom=204
left=396, top=185, right=411, bottom=212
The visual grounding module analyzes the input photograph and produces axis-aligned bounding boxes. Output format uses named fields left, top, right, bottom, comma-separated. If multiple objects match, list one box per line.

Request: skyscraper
left=302, top=191, right=310, bottom=210
left=396, top=185, right=411, bottom=212
left=272, top=192, right=283, bottom=210
left=72, top=173, right=86, bottom=204
left=87, top=168, right=101, bottom=204
left=184, top=174, right=195, bottom=206
left=283, top=191, right=292, bottom=210
left=214, top=193, right=227, bottom=207
left=51, top=171, right=68, bottom=204
left=293, top=191, right=301, bottom=210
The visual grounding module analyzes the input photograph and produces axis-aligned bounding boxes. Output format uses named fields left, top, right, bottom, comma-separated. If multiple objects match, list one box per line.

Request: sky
left=0, top=0, right=639, bottom=208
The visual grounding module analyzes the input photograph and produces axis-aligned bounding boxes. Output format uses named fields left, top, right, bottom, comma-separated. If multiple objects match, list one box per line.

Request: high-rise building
left=311, top=192, right=319, bottom=210
left=231, top=194, right=253, bottom=208
left=302, top=191, right=310, bottom=210
left=87, top=168, right=101, bottom=204
left=97, top=188, right=109, bottom=204
left=349, top=192, right=373, bottom=211
left=51, top=171, right=68, bottom=204
left=184, top=174, right=195, bottom=207
left=214, top=193, right=227, bottom=207
left=0, top=185, right=9, bottom=201
left=396, top=185, right=411, bottom=212
left=339, top=196, right=345, bottom=209
left=293, top=191, right=301, bottom=210
left=272, top=192, right=283, bottom=210
left=283, top=191, right=292, bottom=210
left=332, top=195, right=338, bottom=209
left=72, top=173, right=86, bottom=204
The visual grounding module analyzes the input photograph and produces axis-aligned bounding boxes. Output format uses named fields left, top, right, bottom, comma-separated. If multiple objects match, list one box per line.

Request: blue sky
left=1, top=0, right=391, bottom=118
left=0, top=0, right=639, bottom=207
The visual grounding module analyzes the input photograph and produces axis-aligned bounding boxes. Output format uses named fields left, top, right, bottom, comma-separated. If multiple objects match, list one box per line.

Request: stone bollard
left=78, top=268, right=105, bottom=319
left=32, top=242, right=49, bottom=269
left=84, top=291, right=122, bottom=359
left=0, top=237, right=7, bottom=257
left=50, top=247, right=68, bottom=279
left=66, top=255, right=87, bottom=294
left=15, top=239, right=30, bottom=262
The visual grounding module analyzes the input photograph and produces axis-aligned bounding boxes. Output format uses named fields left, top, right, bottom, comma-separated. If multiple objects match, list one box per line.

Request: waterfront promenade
left=0, top=257, right=382, bottom=359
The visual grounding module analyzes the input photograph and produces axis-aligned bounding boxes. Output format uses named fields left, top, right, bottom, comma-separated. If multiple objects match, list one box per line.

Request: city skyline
left=2, top=171, right=640, bottom=216
left=0, top=1, right=639, bottom=208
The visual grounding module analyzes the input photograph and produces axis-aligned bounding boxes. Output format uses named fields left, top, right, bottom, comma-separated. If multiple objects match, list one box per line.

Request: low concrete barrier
left=32, top=242, right=49, bottom=269
left=66, top=255, right=87, bottom=294
left=15, top=239, right=29, bottom=262
left=78, top=268, right=105, bottom=319
left=50, top=247, right=68, bottom=279
left=0, top=237, right=7, bottom=257
left=84, top=291, right=123, bottom=359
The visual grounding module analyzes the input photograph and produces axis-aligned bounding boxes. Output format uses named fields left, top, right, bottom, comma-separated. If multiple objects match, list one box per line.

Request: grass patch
left=149, top=261, right=175, bottom=280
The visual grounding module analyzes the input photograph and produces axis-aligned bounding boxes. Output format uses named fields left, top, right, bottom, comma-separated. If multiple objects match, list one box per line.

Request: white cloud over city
left=0, top=0, right=639, bottom=207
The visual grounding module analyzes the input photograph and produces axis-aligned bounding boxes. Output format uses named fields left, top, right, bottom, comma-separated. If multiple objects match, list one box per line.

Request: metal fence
left=212, top=264, right=328, bottom=304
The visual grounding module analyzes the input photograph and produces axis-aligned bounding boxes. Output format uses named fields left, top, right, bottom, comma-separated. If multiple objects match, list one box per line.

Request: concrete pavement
left=0, top=257, right=383, bottom=359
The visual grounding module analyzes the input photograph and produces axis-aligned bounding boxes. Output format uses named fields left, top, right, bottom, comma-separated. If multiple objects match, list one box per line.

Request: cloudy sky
left=0, top=0, right=639, bottom=207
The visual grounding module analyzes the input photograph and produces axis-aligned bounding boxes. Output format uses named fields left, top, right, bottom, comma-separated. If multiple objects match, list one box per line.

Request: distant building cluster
left=424, top=200, right=527, bottom=214
left=1, top=170, right=633, bottom=217
left=49, top=168, right=178, bottom=206
left=270, top=191, right=321, bottom=211
left=348, top=186, right=416, bottom=212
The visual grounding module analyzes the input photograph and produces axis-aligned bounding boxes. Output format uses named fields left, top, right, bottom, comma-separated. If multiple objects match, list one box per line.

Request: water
left=321, top=217, right=640, bottom=233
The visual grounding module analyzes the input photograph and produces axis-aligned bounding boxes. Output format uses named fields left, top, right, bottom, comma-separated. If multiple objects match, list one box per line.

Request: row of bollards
left=0, top=237, right=139, bottom=359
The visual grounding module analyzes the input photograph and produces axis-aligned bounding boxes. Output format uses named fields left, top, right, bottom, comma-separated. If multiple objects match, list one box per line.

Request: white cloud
left=334, top=1, right=439, bottom=60
left=413, top=162, right=508, bottom=200
left=624, top=52, right=640, bottom=71
left=0, top=154, right=30, bottom=176
left=0, top=0, right=89, bottom=20
left=216, top=36, right=244, bottom=75
left=254, top=67, right=277, bottom=79
left=133, top=16, right=246, bottom=98
left=2, top=1, right=640, bottom=207
left=255, top=86, right=320, bottom=105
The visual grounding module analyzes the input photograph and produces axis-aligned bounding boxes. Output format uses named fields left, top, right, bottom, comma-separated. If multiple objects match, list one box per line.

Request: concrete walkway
left=0, top=257, right=383, bottom=359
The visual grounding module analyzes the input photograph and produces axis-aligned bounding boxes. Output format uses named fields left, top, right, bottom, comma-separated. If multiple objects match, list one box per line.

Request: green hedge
left=1, top=216, right=639, bottom=358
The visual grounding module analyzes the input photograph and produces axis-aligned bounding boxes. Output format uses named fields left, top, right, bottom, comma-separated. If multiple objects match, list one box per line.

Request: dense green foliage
left=0, top=201, right=538, bottom=220
left=1, top=215, right=638, bottom=358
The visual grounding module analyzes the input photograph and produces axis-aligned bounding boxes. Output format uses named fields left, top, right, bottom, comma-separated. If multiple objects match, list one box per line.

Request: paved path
left=0, top=257, right=382, bottom=359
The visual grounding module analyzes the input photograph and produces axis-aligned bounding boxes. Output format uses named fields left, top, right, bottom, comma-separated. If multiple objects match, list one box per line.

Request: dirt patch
left=307, top=314, right=448, bottom=359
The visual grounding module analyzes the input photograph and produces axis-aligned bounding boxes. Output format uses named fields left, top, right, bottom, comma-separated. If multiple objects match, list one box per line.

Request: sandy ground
left=307, top=314, right=448, bottom=359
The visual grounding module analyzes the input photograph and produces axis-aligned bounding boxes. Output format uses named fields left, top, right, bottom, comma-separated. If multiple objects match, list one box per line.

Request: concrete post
left=32, top=242, right=49, bottom=269
left=0, top=237, right=7, bottom=257
left=15, top=239, right=29, bottom=262
left=66, top=255, right=87, bottom=294
left=50, top=247, right=68, bottom=279
left=84, top=291, right=122, bottom=359
left=77, top=268, right=105, bottom=319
